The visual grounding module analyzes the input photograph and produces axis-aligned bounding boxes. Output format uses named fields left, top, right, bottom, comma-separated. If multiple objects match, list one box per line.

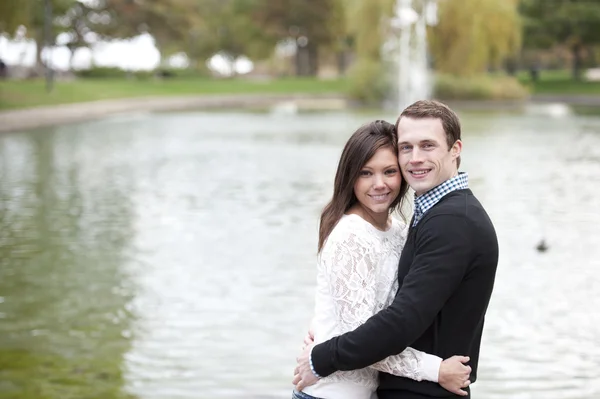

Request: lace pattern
left=317, top=215, right=429, bottom=386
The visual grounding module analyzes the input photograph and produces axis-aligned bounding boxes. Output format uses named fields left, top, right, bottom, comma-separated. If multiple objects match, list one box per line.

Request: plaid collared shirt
left=412, top=172, right=469, bottom=226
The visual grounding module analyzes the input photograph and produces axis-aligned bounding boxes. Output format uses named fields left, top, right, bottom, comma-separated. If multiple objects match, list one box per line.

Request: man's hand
left=438, top=355, right=471, bottom=396
left=292, top=344, right=319, bottom=391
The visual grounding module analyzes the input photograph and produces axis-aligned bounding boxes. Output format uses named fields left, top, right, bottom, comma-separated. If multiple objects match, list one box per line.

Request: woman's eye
left=385, top=169, right=398, bottom=175
left=359, top=170, right=371, bottom=176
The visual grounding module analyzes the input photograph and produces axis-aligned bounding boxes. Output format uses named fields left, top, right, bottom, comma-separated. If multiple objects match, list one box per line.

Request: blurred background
left=1, top=1, right=600, bottom=399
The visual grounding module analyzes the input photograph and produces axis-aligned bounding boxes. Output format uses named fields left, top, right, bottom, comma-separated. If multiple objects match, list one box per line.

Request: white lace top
left=303, top=214, right=442, bottom=399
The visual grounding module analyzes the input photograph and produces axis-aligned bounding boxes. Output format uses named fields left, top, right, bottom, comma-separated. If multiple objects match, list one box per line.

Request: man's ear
left=451, top=139, right=462, bottom=160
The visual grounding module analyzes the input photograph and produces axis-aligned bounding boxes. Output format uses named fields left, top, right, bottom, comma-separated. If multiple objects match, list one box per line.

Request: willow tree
left=428, top=0, right=521, bottom=76
left=345, top=0, right=395, bottom=102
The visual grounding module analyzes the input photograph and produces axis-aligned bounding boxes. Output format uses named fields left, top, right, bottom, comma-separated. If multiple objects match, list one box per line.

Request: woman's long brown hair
left=318, top=120, right=409, bottom=253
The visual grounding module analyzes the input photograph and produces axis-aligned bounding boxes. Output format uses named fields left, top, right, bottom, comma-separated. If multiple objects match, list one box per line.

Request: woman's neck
left=347, top=205, right=390, bottom=231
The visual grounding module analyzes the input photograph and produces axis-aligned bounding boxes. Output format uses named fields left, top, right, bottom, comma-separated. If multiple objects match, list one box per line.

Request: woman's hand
left=438, top=355, right=471, bottom=396
left=301, top=326, right=314, bottom=351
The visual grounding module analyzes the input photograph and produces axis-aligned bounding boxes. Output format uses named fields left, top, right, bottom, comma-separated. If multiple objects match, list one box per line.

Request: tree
left=344, top=0, right=390, bottom=101
left=520, top=0, right=600, bottom=80
left=0, top=0, right=32, bottom=35
left=91, top=0, right=201, bottom=63
left=181, top=0, right=271, bottom=74
left=428, top=0, right=521, bottom=77
left=0, top=0, right=76, bottom=68
left=252, top=0, right=343, bottom=76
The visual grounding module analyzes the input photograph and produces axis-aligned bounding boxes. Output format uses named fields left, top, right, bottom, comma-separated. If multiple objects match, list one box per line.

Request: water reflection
left=0, top=109, right=599, bottom=399
left=0, top=129, right=136, bottom=399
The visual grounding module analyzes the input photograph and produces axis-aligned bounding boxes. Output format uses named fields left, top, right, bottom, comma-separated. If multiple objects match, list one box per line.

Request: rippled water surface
left=1, top=109, right=599, bottom=399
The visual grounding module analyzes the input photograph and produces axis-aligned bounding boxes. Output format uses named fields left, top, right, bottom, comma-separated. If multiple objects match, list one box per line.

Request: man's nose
left=409, top=148, right=424, bottom=163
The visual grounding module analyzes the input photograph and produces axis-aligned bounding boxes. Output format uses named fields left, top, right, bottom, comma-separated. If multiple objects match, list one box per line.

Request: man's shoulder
left=428, top=189, right=477, bottom=213
left=420, top=189, right=491, bottom=228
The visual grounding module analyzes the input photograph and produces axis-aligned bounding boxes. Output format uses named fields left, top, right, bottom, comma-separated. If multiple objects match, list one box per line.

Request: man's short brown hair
left=395, top=100, right=462, bottom=168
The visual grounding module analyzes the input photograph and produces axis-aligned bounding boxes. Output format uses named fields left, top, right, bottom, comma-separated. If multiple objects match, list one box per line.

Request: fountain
left=389, top=0, right=439, bottom=111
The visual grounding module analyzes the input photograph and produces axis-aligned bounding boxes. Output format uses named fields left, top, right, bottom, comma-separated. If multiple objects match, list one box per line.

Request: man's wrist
left=310, top=341, right=337, bottom=378
left=308, top=346, right=322, bottom=379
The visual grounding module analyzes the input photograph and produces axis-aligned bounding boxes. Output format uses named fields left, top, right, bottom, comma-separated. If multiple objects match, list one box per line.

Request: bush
left=434, top=74, right=530, bottom=100
left=347, top=59, right=388, bottom=104
left=76, top=66, right=128, bottom=79
left=75, top=66, right=210, bottom=80
left=153, top=66, right=210, bottom=79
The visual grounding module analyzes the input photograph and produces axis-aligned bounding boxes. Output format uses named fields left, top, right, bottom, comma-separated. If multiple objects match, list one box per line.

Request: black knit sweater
left=311, top=189, right=499, bottom=398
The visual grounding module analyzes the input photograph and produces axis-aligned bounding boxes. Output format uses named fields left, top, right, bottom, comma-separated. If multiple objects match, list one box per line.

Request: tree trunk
left=308, top=44, right=318, bottom=76
left=295, top=46, right=310, bottom=76
left=35, top=34, right=45, bottom=70
left=572, top=43, right=583, bottom=81
left=69, top=48, right=76, bottom=71
left=337, top=51, right=347, bottom=76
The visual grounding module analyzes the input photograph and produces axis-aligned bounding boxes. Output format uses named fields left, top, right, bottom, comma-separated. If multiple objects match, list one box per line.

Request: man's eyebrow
left=399, top=139, right=437, bottom=145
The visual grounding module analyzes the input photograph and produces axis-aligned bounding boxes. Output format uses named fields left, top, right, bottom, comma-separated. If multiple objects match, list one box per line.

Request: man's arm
left=321, top=230, right=445, bottom=384
left=311, top=214, right=472, bottom=377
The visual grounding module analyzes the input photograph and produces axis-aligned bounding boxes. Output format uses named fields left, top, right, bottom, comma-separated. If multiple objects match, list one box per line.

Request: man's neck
left=415, top=171, right=460, bottom=198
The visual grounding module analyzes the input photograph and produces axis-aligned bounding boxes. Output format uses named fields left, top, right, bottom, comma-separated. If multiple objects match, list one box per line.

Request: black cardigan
left=311, top=189, right=499, bottom=398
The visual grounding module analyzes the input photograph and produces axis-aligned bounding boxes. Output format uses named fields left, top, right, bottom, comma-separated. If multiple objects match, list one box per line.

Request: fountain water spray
left=389, top=0, right=438, bottom=111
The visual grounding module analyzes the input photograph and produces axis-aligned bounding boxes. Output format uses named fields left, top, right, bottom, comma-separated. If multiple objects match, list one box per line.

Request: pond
left=1, top=107, right=599, bottom=399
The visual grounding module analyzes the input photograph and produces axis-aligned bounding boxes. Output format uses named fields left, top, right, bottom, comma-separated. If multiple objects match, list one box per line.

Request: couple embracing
left=292, top=100, right=499, bottom=399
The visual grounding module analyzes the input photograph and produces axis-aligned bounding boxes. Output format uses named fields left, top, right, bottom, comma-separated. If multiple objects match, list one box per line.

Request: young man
left=294, top=100, right=499, bottom=398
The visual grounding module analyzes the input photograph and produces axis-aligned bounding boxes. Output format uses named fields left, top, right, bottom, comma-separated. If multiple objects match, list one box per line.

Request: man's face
left=396, top=117, right=462, bottom=196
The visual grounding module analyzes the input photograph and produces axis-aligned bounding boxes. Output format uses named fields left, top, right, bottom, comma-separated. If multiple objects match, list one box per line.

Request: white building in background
left=0, top=31, right=253, bottom=75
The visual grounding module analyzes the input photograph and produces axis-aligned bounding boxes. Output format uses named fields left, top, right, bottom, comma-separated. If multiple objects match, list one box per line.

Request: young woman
left=293, top=120, right=470, bottom=399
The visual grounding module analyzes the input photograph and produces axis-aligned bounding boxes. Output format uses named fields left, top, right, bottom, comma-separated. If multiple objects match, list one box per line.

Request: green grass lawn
left=0, top=77, right=349, bottom=110
left=2, top=70, right=600, bottom=111
left=517, top=69, right=600, bottom=95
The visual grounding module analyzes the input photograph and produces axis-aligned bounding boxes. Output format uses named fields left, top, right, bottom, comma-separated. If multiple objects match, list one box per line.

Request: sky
left=0, top=32, right=253, bottom=74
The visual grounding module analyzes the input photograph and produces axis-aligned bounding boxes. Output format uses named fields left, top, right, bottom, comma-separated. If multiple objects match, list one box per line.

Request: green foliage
left=429, top=0, right=521, bottom=76
left=347, top=59, right=387, bottom=103
left=74, top=66, right=209, bottom=80
left=75, top=66, right=129, bottom=79
left=253, top=0, right=342, bottom=48
left=344, top=0, right=389, bottom=101
left=183, top=0, right=270, bottom=67
left=520, top=0, right=600, bottom=79
left=0, top=0, right=31, bottom=34
left=521, top=0, right=600, bottom=48
left=434, top=73, right=529, bottom=100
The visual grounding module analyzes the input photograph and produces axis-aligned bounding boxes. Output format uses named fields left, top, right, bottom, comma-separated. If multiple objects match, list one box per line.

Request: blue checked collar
left=413, top=172, right=469, bottom=226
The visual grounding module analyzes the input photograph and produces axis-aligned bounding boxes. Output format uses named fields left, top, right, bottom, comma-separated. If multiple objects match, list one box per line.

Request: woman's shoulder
left=322, top=214, right=375, bottom=251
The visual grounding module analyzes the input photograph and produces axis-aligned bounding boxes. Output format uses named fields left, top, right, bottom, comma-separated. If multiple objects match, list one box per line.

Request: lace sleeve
left=321, top=230, right=441, bottom=383
left=370, top=345, right=441, bottom=382
left=320, top=232, right=380, bottom=332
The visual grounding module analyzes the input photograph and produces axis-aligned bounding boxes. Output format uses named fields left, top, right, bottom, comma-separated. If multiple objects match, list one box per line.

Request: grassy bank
left=0, top=77, right=349, bottom=110
left=517, top=69, right=600, bottom=95
left=2, top=70, right=600, bottom=111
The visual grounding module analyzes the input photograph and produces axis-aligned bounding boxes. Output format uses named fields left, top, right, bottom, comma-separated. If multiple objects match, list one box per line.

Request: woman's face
left=353, top=146, right=402, bottom=216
